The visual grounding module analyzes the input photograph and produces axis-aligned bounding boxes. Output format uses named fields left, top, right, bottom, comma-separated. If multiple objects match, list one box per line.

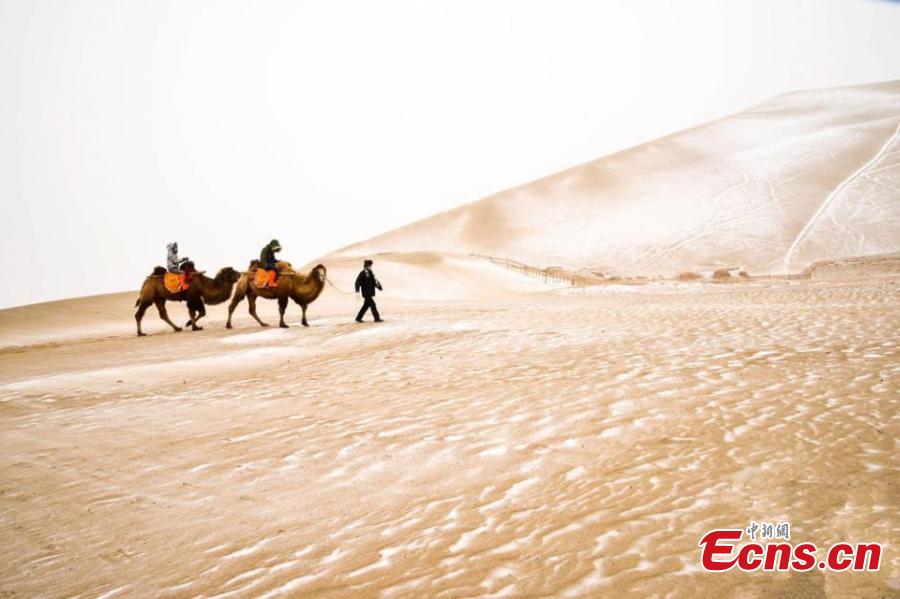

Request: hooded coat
left=260, top=239, right=282, bottom=269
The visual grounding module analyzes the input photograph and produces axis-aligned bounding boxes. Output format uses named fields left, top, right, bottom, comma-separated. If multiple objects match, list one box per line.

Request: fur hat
left=364, top=259, right=373, bottom=267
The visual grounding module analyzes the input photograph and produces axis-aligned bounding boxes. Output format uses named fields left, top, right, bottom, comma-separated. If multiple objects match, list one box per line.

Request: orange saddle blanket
left=164, top=272, right=192, bottom=294
left=253, top=269, right=278, bottom=289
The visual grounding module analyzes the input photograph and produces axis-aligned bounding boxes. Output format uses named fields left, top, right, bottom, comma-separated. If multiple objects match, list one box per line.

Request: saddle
left=164, top=272, right=193, bottom=293
left=253, top=268, right=278, bottom=289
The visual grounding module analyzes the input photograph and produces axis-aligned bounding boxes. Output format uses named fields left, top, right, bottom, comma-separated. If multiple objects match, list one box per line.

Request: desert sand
left=0, top=252, right=897, bottom=597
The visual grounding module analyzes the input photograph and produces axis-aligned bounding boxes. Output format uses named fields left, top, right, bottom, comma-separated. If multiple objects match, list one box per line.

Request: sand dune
left=333, top=80, right=900, bottom=276
left=321, top=252, right=568, bottom=302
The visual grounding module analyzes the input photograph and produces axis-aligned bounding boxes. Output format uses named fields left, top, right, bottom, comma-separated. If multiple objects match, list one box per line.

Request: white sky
left=1, top=0, right=899, bottom=308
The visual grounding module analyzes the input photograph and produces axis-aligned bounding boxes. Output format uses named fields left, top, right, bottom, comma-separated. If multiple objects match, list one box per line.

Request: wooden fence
left=471, top=254, right=575, bottom=286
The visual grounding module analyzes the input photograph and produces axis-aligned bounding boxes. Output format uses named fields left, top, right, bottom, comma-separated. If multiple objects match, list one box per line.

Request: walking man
left=355, top=259, right=383, bottom=322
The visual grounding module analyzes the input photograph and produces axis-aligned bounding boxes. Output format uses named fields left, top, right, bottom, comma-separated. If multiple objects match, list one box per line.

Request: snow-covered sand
left=2, top=79, right=899, bottom=596
left=335, top=81, right=900, bottom=276
left=0, top=254, right=897, bottom=597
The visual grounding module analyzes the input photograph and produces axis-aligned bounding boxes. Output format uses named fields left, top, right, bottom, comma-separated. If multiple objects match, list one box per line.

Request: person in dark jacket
left=354, top=259, right=383, bottom=322
left=259, top=239, right=282, bottom=287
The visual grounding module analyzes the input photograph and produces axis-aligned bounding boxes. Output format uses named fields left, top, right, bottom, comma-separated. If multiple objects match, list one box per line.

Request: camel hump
left=276, top=260, right=295, bottom=274
left=151, top=266, right=167, bottom=276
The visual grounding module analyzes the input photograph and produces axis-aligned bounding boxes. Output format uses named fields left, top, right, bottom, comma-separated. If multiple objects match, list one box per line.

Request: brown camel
left=226, top=262, right=327, bottom=329
left=134, top=266, right=242, bottom=336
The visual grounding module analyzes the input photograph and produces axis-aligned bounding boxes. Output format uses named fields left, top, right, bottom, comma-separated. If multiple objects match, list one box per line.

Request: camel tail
left=135, top=278, right=150, bottom=307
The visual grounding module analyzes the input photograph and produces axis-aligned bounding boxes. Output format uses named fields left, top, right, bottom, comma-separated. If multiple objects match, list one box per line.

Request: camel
left=226, top=261, right=327, bottom=329
left=134, top=266, right=242, bottom=336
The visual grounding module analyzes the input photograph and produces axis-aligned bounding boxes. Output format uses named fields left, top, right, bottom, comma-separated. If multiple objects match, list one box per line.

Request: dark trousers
left=356, top=296, right=381, bottom=321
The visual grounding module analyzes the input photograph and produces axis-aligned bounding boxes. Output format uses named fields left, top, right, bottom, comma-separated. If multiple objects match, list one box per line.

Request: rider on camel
left=167, top=242, right=195, bottom=289
left=260, top=239, right=283, bottom=288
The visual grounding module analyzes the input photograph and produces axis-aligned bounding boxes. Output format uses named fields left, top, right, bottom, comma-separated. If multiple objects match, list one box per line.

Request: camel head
left=312, top=264, right=327, bottom=283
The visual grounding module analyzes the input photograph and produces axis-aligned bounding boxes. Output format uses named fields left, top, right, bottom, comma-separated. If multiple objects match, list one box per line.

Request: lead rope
left=326, top=276, right=357, bottom=295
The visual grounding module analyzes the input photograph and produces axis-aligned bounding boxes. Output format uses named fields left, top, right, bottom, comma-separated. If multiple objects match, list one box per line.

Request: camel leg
left=226, top=289, right=246, bottom=329
left=278, top=297, right=289, bottom=328
left=300, top=303, right=309, bottom=327
left=248, top=295, right=269, bottom=327
left=155, top=299, right=182, bottom=332
left=193, top=304, right=207, bottom=329
left=135, top=300, right=151, bottom=337
left=186, top=300, right=206, bottom=330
